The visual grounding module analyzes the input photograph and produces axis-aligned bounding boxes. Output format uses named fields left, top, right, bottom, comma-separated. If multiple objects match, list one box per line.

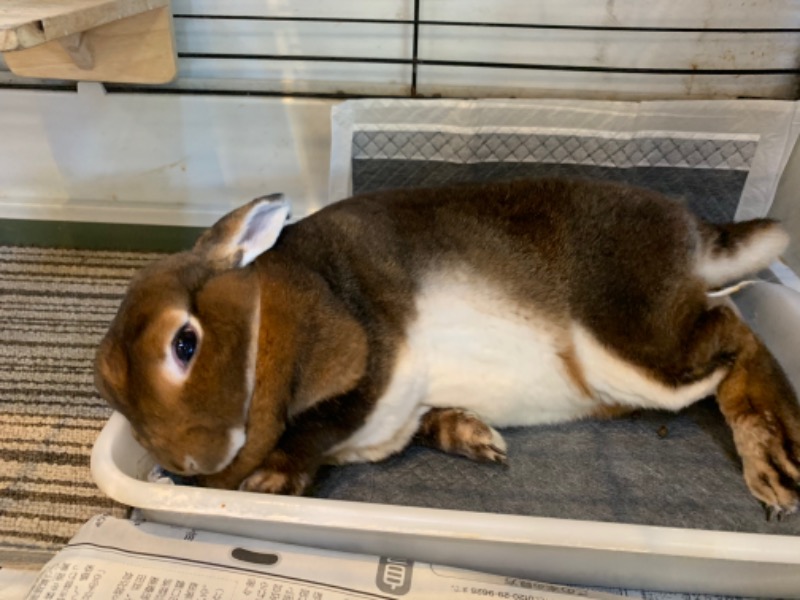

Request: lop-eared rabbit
left=95, top=179, right=800, bottom=516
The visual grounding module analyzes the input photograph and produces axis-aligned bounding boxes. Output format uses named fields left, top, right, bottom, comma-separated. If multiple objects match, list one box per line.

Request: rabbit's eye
left=172, top=324, right=198, bottom=367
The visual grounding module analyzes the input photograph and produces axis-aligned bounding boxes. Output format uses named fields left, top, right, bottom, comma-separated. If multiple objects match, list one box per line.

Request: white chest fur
left=328, top=273, right=589, bottom=463
left=328, top=272, right=725, bottom=465
left=413, top=276, right=591, bottom=426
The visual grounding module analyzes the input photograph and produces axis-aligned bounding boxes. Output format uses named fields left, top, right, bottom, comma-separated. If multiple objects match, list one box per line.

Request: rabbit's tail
left=696, top=219, right=789, bottom=288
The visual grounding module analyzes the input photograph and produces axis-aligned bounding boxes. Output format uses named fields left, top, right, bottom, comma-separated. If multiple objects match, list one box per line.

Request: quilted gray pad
left=352, top=130, right=757, bottom=172
left=323, top=129, right=799, bottom=537
left=312, top=400, right=800, bottom=535
left=352, top=161, right=747, bottom=224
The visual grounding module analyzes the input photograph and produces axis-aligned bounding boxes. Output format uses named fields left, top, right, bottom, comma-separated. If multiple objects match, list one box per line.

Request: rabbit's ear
left=195, top=193, right=291, bottom=268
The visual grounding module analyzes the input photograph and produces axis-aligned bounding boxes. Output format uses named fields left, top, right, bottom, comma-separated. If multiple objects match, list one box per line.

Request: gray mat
left=302, top=130, right=800, bottom=538
left=313, top=399, right=799, bottom=535
left=353, top=162, right=746, bottom=224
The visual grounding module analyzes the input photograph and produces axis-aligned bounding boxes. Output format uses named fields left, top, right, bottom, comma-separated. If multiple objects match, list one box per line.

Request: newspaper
left=22, top=515, right=627, bottom=600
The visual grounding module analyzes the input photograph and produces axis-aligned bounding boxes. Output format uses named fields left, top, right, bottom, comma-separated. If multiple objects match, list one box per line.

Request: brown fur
left=700, top=219, right=781, bottom=260
left=558, top=346, right=593, bottom=398
left=96, top=254, right=263, bottom=474
left=590, top=404, right=636, bottom=420
left=201, top=259, right=370, bottom=489
left=95, top=178, right=800, bottom=512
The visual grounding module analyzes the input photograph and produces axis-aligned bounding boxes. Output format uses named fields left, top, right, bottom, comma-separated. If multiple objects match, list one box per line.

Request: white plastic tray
left=91, top=282, right=800, bottom=598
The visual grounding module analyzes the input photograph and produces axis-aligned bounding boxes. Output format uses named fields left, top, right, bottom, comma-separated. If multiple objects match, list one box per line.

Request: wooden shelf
left=0, top=0, right=176, bottom=84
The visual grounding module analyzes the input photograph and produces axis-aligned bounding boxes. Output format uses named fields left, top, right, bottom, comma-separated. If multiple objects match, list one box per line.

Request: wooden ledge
left=0, top=0, right=176, bottom=84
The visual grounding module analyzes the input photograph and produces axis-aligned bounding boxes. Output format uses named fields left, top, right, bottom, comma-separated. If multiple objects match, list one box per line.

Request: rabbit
left=95, top=178, right=800, bottom=517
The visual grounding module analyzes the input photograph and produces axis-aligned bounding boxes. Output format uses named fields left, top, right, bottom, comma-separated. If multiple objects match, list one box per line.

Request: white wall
left=0, top=84, right=337, bottom=226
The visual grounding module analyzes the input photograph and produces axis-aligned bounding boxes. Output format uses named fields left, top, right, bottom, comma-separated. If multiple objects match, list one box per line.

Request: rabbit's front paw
left=239, top=451, right=313, bottom=495
left=415, top=407, right=508, bottom=465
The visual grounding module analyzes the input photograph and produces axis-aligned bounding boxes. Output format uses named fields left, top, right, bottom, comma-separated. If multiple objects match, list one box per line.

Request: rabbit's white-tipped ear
left=195, top=193, right=291, bottom=268
left=234, top=194, right=291, bottom=266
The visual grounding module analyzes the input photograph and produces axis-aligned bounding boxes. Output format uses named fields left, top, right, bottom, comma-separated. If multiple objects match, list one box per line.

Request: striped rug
left=0, top=246, right=162, bottom=564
